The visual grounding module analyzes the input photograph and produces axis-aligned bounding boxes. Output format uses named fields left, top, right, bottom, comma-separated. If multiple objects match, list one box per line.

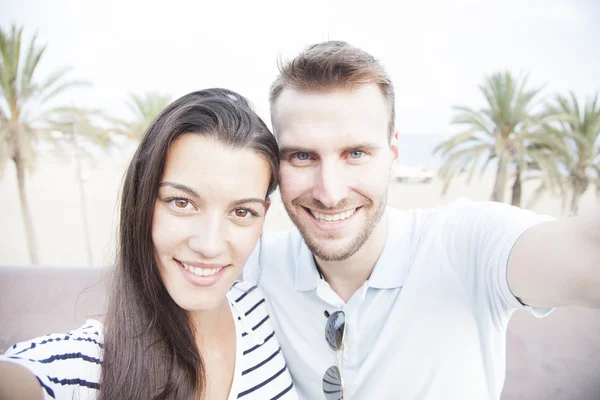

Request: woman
left=0, top=89, right=298, bottom=400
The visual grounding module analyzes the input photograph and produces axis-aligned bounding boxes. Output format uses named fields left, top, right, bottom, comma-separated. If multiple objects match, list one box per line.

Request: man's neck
left=316, top=216, right=388, bottom=302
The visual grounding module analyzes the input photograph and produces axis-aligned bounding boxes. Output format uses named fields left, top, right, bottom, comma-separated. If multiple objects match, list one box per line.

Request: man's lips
left=303, top=206, right=359, bottom=223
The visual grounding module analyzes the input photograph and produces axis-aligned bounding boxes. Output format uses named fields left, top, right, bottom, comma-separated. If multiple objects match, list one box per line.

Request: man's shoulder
left=396, top=197, right=527, bottom=226
left=396, top=198, right=552, bottom=258
left=386, top=198, right=521, bottom=244
left=430, top=197, right=551, bottom=228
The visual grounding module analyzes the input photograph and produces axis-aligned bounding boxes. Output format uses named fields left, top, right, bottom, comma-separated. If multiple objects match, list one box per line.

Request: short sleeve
left=0, top=320, right=103, bottom=399
left=440, top=199, right=555, bottom=326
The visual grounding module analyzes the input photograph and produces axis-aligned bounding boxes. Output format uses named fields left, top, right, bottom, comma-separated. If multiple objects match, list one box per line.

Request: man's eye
left=349, top=151, right=364, bottom=159
left=294, top=152, right=310, bottom=161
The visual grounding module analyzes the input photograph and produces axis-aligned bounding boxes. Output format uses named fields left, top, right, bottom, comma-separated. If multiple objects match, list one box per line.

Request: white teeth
left=182, top=262, right=222, bottom=277
left=311, top=208, right=357, bottom=223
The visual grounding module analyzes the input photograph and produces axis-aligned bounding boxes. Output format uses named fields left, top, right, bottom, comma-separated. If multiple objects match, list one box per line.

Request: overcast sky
left=2, top=0, right=599, bottom=136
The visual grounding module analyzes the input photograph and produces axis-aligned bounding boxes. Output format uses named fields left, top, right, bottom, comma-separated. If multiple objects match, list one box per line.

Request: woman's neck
left=190, top=299, right=234, bottom=345
left=190, top=299, right=238, bottom=400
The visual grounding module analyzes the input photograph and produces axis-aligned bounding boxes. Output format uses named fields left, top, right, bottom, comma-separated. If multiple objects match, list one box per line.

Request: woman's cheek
left=230, top=222, right=264, bottom=265
left=152, top=206, right=186, bottom=253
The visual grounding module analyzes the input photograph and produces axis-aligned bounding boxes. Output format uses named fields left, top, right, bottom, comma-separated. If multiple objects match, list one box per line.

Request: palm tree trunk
left=491, top=152, right=509, bottom=203
left=569, top=172, right=590, bottom=216
left=569, top=180, right=587, bottom=216
left=511, top=166, right=522, bottom=207
left=14, top=157, right=40, bottom=264
left=570, top=190, right=581, bottom=217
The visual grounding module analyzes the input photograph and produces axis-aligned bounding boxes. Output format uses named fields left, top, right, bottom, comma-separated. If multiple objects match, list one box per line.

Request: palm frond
left=0, top=24, right=97, bottom=178
left=19, top=31, right=44, bottom=101
left=0, top=25, right=24, bottom=113
left=114, top=91, right=171, bottom=139
left=39, top=78, right=90, bottom=105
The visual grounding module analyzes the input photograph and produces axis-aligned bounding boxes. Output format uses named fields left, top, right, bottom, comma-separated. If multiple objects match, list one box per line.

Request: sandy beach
left=0, top=153, right=598, bottom=266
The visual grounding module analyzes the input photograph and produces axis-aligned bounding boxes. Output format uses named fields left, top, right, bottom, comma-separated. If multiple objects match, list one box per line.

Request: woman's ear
left=265, top=198, right=271, bottom=214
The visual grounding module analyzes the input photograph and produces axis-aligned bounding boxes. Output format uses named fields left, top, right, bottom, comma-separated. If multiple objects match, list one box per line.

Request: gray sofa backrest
left=0, top=266, right=108, bottom=353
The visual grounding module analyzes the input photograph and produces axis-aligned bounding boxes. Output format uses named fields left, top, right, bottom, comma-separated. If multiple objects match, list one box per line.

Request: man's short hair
left=269, top=40, right=396, bottom=138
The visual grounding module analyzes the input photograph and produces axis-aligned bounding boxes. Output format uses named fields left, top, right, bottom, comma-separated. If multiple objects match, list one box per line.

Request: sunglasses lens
left=325, top=310, right=345, bottom=351
left=322, top=365, right=343, bottom=400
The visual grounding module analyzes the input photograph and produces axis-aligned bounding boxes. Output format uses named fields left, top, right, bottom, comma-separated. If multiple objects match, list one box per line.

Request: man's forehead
left=274, top=85, right=388, bottom=118
left=273, top=86, right=389, bottom=146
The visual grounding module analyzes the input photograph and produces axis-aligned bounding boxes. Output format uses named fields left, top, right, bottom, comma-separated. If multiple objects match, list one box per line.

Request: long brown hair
left=100, top=89, right=279, bottom=400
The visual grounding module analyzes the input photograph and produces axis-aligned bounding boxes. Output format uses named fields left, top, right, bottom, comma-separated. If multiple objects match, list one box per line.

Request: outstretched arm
left=0, top=361, right=43, bottom=400
left=508, top=211, right=600, bottom=309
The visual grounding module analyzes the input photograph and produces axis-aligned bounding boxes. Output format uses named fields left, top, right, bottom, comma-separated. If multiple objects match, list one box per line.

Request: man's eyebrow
left=158, top=182, right=199, bottom=198
left=280, top=143, right=380, bottom=156
left=340, top=143, right=380, bottom=152
left=279, top=146, right=312, bottom=156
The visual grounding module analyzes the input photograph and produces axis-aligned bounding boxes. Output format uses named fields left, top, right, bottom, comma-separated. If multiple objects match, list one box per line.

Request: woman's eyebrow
left=158, top=181, right=199, bottom=198
left=233, top=198, right=266, bottom=207
left=159, top=183, right=266, bottom=207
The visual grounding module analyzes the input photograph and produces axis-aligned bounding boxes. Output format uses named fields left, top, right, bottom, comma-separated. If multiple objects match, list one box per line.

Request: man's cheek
left=280, top=169, right=308, bottom=195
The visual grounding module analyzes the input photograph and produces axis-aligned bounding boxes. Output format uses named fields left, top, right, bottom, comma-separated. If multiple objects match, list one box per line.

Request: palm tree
left=113, top=92, right=171, bottom=139
left=541, top=92, right=600, bottom=215
left=46, top=106, right=115, bottom=265
left=0, top=24, right=87, bottom=264
left=434, top=71, right=565, bottom=206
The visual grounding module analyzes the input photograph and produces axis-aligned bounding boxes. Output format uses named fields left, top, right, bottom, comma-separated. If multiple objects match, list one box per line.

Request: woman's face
left=152, top=133, right=270, bottom=312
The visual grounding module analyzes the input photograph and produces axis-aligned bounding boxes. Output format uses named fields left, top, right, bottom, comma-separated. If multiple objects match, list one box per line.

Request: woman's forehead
left=161, top=134, right=270, bottom=200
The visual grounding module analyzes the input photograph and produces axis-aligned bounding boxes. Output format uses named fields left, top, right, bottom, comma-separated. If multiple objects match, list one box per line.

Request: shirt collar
left=366, top=208, right=413, bottom=289
left=293, top=207, right=414, bottom=292
left=294, top=234, right=322, bottom=291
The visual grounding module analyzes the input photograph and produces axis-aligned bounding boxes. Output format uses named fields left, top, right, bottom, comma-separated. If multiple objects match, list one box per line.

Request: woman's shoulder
left=228, top=280, right=267, bottom=304
left=4, top=319, right=104, bottom=357
left=1, top=319, right=103, bottom=399
left=228, top=282, right=298, bottom=399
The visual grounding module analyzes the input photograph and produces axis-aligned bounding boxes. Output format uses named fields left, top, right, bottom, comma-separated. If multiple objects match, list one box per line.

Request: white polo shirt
left=244, top=199, right=553, bottom=400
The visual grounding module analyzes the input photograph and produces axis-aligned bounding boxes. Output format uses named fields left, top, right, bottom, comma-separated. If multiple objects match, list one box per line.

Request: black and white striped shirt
left=1, top=281, right=297, bottom=400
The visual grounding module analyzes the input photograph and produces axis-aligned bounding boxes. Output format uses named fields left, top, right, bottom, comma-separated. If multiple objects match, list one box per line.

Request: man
left=244, top=41, right=600, bottom=399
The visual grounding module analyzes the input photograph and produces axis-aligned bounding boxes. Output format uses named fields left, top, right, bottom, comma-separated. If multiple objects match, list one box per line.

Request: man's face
left=273, top=85, right=398, bottom=261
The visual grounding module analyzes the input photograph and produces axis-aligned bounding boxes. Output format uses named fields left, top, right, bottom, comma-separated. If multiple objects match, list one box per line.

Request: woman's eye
left=232, top=208, right=258, bottom=219
left=174, top=199, right=190, bottom=209
left=235, top=209, right=249, bottom=218
left=166, top=198, right=194, bottom=211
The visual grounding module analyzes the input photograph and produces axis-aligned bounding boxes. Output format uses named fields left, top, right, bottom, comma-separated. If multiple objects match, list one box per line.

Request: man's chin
left=304, top=235, right=358, bottom=262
